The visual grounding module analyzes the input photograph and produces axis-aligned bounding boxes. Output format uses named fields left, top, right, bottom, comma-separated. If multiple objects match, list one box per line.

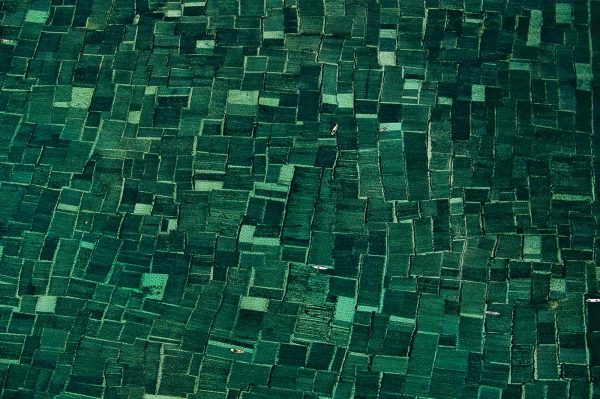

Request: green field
left=0, top=0, right=599, bottom=398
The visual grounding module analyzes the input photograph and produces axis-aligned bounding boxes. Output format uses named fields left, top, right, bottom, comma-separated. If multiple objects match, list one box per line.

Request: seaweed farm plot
left=0, top=0, right=599, bottom=398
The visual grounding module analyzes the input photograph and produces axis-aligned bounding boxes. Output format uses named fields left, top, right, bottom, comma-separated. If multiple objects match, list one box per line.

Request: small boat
left=485, top=310, right=500, bottom=316
left=230, top=348, right=244, bottom=353
left=331, top=123, right=338, bottom=135
left=312, top=265, right=332, bottom=270
left=586, top=298, right=600, bottom=303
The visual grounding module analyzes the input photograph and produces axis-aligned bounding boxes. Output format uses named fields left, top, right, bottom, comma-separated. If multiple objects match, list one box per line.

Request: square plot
left=141, top=273, right=169, bottom=300
left=36, top=296, right=57, bottom=313
left=337, top=93, right=354, bottom=109
left=128, top=111, right=141, bottom=124
left=245, top=56, right=268, bottom=72
left=472, top=84, right=485, bottom=101
left=71, top=87, right=94, bottom=109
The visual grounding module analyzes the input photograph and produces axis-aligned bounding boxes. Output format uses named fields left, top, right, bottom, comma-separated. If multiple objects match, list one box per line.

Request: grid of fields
left=0, top=0, right=599, bottom=398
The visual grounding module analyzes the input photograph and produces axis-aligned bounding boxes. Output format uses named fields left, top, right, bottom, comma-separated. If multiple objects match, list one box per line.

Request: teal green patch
left=555, top=3, right=572, bottom=24
left=245, top=56, right=268, bottom=72
left=576, top=63, right=592, bottom=91
left=526, top=10, right=542, bottom=47
left=371, top=355, right=408, bottom=373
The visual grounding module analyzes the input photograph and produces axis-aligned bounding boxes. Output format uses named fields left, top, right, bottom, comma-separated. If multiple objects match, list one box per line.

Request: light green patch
left=335, top=296, right=356, bottom=322
left=322, top=94, right=337, bottom=105
left=337, top=93, right=354, bottom=108
left=239, top=225, right=256, bottom=244
left=227, top=90, right=259, bottom=116
left=356, top=113, right=378, bottom=119
left=128, top=111, right=141, bottom=124
left=164, top=9, right=182, bottom=18
left=196, top=40, right=215, bottom=49
left=145, top=86, right=158, bottom=95
left=36, top=296, right=57, bottom=313
left=379, top=122, right=402, bottom=131
left=25, top=10, right=49, bottom=23
left=278, top=164, right=294, bottom=185
left=404, top=80, right=421, bottom=90
left=509, top=61, right=530, bottom=71
left=133, top=203, right=153, bottom=215
left=80, top=241, right=95, bottom=250
left=71, top=87, right=94, bottom=109
left=438, top=96, right=453, bottom=105
left=194, top=180, right=223, bottom=191
left=56, top=203, right=79, bottom=212
left=253, top=237, right=280, bottom=247
left=239, top=296, right=269, bottom=312
left=259, top=97, right=279, bottom=107
left=526, top=10, right=542, bottom=47
left=378, top=51, right=396, bottom=66
left=472, top=84, right=485, bottom=102
left=380, top=29, right=397, bottom=39
left=141, top=273, right=169, bottom=300
left=523, top=235, right=541, bottom=255
left=551, top=193, right=592, bottom=202
left=263, top=31, right=284, bottom=40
